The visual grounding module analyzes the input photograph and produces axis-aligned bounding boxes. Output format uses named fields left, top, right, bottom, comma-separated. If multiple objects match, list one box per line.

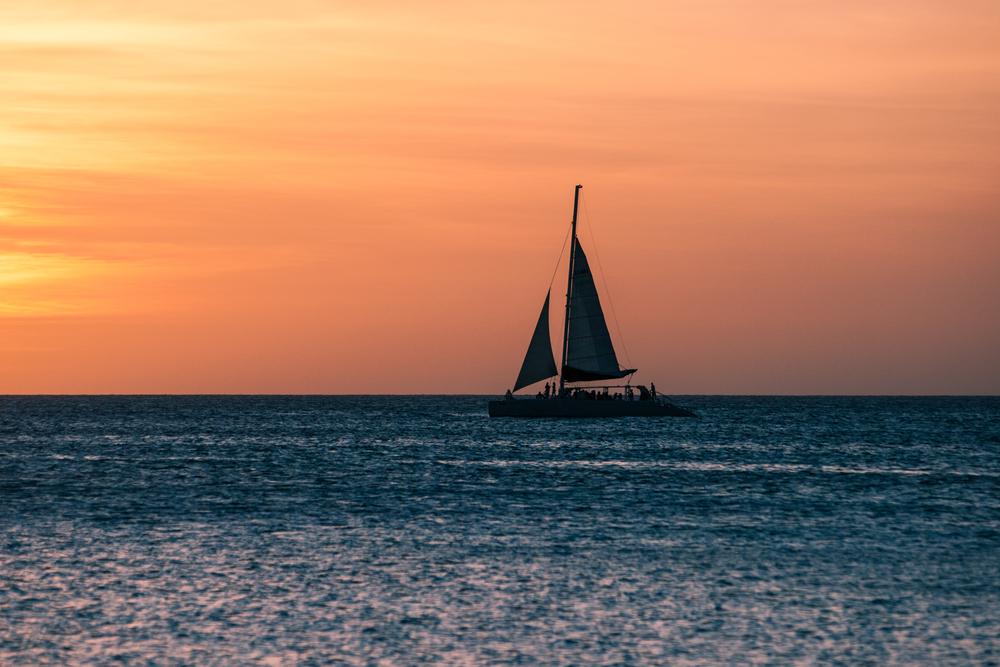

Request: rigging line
left=548, top=225, right=571, bottom=290
left=580, top=192, right=633, bottom=369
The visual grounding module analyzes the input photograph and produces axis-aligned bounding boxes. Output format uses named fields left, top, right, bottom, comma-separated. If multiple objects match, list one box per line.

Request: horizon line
left=1, top=393, right=998, bottom=398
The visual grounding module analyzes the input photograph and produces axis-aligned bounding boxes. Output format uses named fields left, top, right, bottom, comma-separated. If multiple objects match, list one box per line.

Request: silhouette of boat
left=488, top=185, right=696, bottom=418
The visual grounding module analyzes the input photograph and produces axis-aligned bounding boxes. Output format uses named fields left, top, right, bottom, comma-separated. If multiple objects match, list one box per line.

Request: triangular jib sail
left=562, top=239, right=635, bottom=383
left=513, top=291, right=558, bottom=391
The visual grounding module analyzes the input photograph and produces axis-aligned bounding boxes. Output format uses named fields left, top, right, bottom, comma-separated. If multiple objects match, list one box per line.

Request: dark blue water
left=2, top=396, right=998, bottom=664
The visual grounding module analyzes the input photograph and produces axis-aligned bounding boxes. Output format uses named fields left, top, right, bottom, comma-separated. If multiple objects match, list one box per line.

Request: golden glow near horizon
left=2, top=1, right=999, bottom=393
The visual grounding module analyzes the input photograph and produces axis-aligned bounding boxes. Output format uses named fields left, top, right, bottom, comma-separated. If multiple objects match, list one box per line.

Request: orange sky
left=2, top=0, right=999, bottom=393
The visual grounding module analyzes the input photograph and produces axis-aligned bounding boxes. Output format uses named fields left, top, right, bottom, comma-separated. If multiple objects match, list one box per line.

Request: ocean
left=1, top=395, right=998, bottom=664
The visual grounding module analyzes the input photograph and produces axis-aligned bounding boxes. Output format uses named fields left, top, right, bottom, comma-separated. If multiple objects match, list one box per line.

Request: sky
left=2, top=0, right=999, bottom=394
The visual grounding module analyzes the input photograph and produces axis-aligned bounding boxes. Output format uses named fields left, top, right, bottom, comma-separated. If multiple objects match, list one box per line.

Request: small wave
left=434, top=459, right=999, bottom=477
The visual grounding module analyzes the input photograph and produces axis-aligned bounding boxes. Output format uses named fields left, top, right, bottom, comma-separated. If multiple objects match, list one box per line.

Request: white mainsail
left=562, top=239, right=635, bottom=382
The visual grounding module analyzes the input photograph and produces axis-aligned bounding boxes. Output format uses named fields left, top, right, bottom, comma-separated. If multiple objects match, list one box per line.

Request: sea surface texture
left=1, top=396, right=998, bottom=665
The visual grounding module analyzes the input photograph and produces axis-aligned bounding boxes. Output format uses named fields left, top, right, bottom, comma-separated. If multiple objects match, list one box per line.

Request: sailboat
left=488, top=185, right=696, bottom=418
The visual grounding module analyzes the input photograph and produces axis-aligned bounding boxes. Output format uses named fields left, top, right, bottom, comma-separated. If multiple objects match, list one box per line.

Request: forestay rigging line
left=580, top=192, right=633, bottom=370
left=548, top=226, right=571, bottom=290
left=511, top=223, right=568, bottom=392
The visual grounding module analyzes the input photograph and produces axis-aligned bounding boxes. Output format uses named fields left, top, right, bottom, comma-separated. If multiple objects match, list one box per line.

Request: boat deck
left=487, top=397, right=696, bottom=418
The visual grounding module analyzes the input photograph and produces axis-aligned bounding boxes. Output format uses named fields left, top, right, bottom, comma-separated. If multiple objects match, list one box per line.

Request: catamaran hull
left=487, top=398, right=696, bottom=418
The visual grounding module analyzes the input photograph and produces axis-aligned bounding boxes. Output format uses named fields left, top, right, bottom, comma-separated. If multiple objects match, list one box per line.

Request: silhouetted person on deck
left=651, top=382, right=657, bottom=399
left=544, top=382, right=551, bottom=398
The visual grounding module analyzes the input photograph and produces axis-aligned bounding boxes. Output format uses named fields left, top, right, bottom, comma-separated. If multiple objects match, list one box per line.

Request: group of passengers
left=503, top=381, right=658, bottom=401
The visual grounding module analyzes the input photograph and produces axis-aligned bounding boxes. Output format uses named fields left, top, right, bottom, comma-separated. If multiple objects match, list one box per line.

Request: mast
left=559, top=184, right=582, bottom=393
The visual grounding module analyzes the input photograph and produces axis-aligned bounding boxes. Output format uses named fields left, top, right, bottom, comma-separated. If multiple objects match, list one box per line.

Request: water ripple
left=1, top=395, right=998, bottom=664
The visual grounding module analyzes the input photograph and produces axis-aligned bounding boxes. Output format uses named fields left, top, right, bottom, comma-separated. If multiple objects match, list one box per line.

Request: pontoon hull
left=487, top=398, right=696, bottom=418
